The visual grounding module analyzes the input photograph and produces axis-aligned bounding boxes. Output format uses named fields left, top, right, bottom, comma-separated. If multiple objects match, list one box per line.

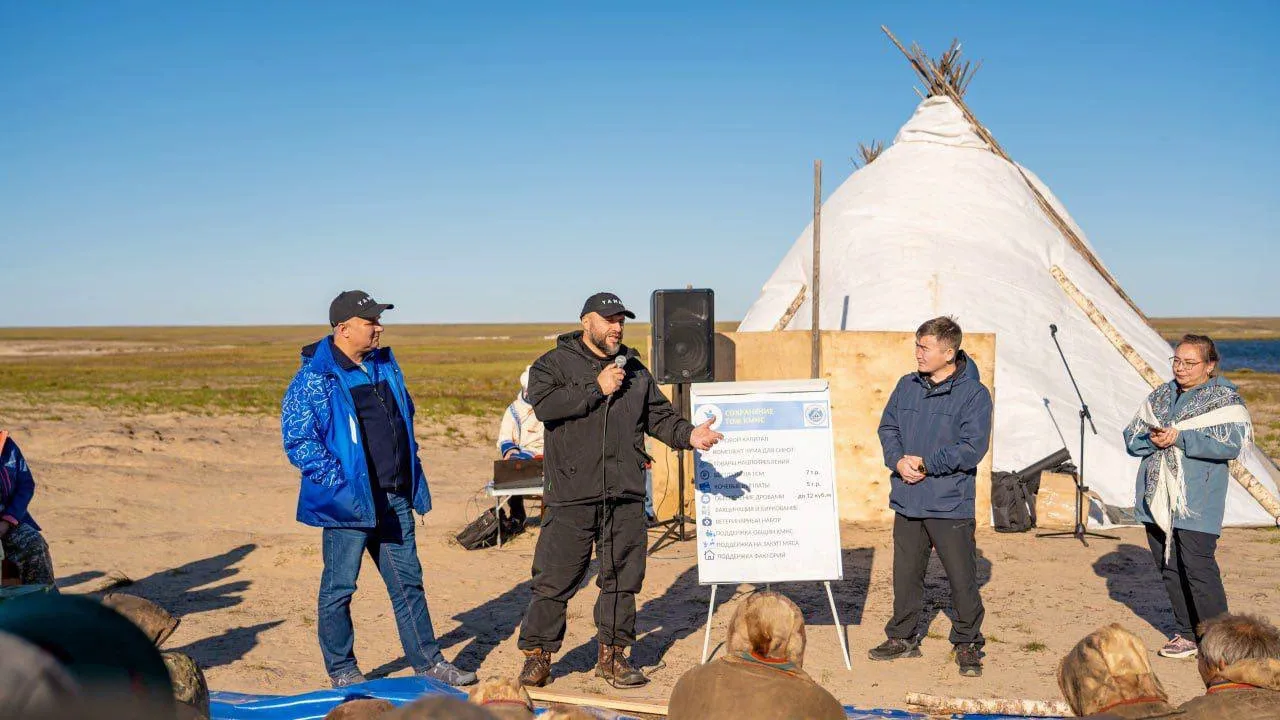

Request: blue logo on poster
left=702, top=518, right=712, bottom=526
left=699, top=468, right=711, bottom=480
left=803, top=402, right=829, bottom=427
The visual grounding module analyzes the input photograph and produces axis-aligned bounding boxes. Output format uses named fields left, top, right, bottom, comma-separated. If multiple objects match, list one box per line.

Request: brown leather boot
left=595, top=644, right=648, bottom=687
left=518, top=648, right=551, bottom=687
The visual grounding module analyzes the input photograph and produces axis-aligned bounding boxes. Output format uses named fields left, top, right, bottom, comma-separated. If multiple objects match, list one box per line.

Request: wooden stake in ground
left=811, top=159, right=822, bottom=379
left=526, top=688, right=667, bottom=717
left=906, top=692, right=1071, bottom=718
left=1051, top=265, right=1280, bottom=523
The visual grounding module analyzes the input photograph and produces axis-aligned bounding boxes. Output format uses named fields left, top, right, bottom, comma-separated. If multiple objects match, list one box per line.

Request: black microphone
left=1050, top=323, right=1058, bottom=336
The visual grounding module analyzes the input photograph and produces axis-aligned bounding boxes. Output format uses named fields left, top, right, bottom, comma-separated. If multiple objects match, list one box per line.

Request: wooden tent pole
left=811, top=160, right=822, bottom=379
left=1051, top=265, right=1280, bottom=522
left=906, top=692, right=1070, bottom=718
left=880, top=26, right=1151, bottom=326
left=773, top=284, right=807, bottom=331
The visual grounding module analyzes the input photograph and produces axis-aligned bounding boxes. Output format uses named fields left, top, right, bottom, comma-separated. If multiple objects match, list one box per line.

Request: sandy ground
left=13, top=409, right=1280, bottom=712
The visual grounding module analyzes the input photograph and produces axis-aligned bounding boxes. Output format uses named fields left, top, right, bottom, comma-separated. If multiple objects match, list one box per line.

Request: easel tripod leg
left=824, top=581, right=852, bottom=670
left=701, top=584, right=718, bottom=664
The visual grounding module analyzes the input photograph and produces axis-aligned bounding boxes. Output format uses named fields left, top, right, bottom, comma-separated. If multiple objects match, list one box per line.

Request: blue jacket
left=0, top=435, right=39, bottom=531
left=878, top=352, right=994, bottom=519
left=281, top=337, right=431, bottom=528
left=1124, top=376, right=1244, bottom=536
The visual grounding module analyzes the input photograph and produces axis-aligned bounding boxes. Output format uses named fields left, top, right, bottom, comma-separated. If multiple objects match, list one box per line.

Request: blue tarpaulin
left=209, top=678, right=1062, bottom=720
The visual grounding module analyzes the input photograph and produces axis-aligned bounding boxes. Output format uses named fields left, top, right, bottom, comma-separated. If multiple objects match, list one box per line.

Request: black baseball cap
left=580, top=292, right=635, bottom=320
left=329, top=290, right=394, bottom=327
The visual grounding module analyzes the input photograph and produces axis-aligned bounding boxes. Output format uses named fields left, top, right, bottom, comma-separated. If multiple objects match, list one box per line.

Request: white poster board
left=690, top=379, right=842, bottom=585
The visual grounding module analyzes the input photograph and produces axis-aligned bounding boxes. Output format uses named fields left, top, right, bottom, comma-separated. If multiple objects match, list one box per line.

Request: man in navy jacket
left=869, top=317, right=993, bottom=677
left=281, top=290, right=475, bottom=688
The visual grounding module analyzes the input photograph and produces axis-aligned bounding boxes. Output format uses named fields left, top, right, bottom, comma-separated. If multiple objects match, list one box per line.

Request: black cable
left=600, top=360, right=623, bottom=690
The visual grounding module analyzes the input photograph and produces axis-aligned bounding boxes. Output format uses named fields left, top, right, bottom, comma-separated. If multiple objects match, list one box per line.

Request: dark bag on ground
left=456, top=509, right=502, bottom=550
left=991, top=471, right=1038, bottom=533
left=991, top=448, right=1077, bottom=533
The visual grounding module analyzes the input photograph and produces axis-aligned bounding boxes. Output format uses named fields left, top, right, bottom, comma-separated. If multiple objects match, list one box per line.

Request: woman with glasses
left=1123, top=334, right=1253, bottom=660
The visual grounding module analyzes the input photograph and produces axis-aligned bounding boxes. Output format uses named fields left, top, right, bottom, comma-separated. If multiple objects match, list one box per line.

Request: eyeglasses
left=1170, top=357, right=1202, bottom=369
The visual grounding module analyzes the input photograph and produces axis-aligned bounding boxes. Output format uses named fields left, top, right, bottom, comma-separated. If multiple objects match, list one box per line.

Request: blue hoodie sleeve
left=1176, top=424, right=1245, bottom=462
left=924, top=386, right=993, bottom=476
left=878, top=381, right=906, bottom=471
left=1123, top=425, right=1159, bottom=457
left=281, top=370, right=343, bottom=487
left=0, top=438, right=35, bottom=524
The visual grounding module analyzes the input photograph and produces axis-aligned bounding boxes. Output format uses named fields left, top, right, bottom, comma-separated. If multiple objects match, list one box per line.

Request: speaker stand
left=650, top=382, right=695, bottom=553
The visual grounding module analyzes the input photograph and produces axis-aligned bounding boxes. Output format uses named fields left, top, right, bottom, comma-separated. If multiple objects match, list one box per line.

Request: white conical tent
left=738, top=96, right=1280, bottom=527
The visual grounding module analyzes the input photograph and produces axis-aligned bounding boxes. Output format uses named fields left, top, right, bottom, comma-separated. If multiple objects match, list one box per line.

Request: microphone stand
left=1038, top=324, right=1119, bottom=546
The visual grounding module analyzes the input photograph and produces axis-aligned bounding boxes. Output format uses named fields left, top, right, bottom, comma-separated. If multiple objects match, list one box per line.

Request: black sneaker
left=955, top=643, right=983, bottom=677
left=867, top=637, right=921, bottom=661
left=329, top=670, right=367, bottom=688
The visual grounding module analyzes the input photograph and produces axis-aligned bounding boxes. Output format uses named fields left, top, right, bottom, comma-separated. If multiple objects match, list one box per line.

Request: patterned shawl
left=1126, top=380, right=1251, bottom=555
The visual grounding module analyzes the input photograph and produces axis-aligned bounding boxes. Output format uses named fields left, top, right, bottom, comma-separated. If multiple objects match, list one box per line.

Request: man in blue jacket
left=281, top=290, right=475, bottom=688
left=869, top=317, right=993, bottom=677
left=0, top=431, right=56, bottom=587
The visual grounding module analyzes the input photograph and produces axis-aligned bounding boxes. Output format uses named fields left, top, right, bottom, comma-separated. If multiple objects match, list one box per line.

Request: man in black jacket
left=516, top=292, right=722, bottom=688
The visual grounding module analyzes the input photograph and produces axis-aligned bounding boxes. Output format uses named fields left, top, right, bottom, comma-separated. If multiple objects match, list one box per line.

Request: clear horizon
left=4, top=2, right=1277, bottom=327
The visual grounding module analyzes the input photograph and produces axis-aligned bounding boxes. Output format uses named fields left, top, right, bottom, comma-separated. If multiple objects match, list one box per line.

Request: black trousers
left=517, top=499, right=646, bottom=653
left=1144, top=523, right=1228, bottom=640
left=885, top=513, right=985, bottom=647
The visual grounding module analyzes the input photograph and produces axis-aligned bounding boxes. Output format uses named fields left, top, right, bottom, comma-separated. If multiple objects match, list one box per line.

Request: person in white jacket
left=496, top=367, right=544, bottom=527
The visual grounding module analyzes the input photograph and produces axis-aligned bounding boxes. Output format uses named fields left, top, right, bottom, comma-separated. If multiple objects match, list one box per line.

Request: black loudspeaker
left=651, top=289, right=715, bottom=384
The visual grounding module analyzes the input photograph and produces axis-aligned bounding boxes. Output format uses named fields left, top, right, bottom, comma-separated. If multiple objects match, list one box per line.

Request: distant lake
left=1213, top=339, right=1280, bottom=374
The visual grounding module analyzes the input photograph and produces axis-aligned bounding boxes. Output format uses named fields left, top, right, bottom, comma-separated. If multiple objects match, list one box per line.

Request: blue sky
left=3, top=1, right=1277, bottom=326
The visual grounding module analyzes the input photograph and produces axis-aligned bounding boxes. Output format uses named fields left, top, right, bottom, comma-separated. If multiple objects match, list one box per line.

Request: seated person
left=667, top=590, right=845, bottom=720
left=1057, top=624, right=1180, bottom=719
left=468, top=677, right=534, bottom=719
left=0, top=431, right=56, bottom=588
left=1179, top=613, right=1280, bottom=719
left=496, top=367, right=544, bottom=528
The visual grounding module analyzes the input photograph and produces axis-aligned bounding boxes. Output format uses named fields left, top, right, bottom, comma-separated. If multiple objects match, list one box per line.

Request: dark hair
left=916, top=316, right=963, bottom=350
left=1176, top=334, right=1220, bottom=373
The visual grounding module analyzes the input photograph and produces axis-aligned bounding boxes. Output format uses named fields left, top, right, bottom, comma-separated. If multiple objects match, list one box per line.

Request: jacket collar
left=301, top=336, right=389, bottom=376
left=913, top=350, right=977, bottom=395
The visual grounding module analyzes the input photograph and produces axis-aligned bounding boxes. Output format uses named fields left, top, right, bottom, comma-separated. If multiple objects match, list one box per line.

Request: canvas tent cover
left=738, top=96, right=1280, bottom=527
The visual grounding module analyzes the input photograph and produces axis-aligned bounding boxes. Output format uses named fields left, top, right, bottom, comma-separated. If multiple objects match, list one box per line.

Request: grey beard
left=589, top=329, right=620, bottom=354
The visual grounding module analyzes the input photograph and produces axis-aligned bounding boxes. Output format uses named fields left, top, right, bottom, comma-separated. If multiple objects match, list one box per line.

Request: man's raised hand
left=597, top=365, right=624, bottom=395
left=690, top=417, right=724, bottom=451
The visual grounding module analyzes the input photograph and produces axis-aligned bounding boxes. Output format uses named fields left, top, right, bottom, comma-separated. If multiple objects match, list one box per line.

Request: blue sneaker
left=418, top=660, right=477, bottom=687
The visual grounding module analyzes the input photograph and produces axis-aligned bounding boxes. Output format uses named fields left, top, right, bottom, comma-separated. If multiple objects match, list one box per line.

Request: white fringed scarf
left=1127, top=381, right=1251, bottom=558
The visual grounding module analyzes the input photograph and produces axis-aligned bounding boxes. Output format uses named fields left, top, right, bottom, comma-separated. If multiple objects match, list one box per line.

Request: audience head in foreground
left=666, top=591, right=845, bottom=720
left=1179, top=613, right=1280, bottom=719
left=1057, top=624, right=1178, bottom=719
left=468, top=677, right=535, bottom=720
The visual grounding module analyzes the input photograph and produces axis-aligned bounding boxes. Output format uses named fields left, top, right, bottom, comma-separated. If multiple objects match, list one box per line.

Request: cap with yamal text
left=580, top=292, right=635, bottom=320
left=329, top=290, right=394, bottom=327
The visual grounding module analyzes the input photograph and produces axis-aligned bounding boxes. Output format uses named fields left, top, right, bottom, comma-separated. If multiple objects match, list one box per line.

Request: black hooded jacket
left=528, top=331, right=694, bottom=506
